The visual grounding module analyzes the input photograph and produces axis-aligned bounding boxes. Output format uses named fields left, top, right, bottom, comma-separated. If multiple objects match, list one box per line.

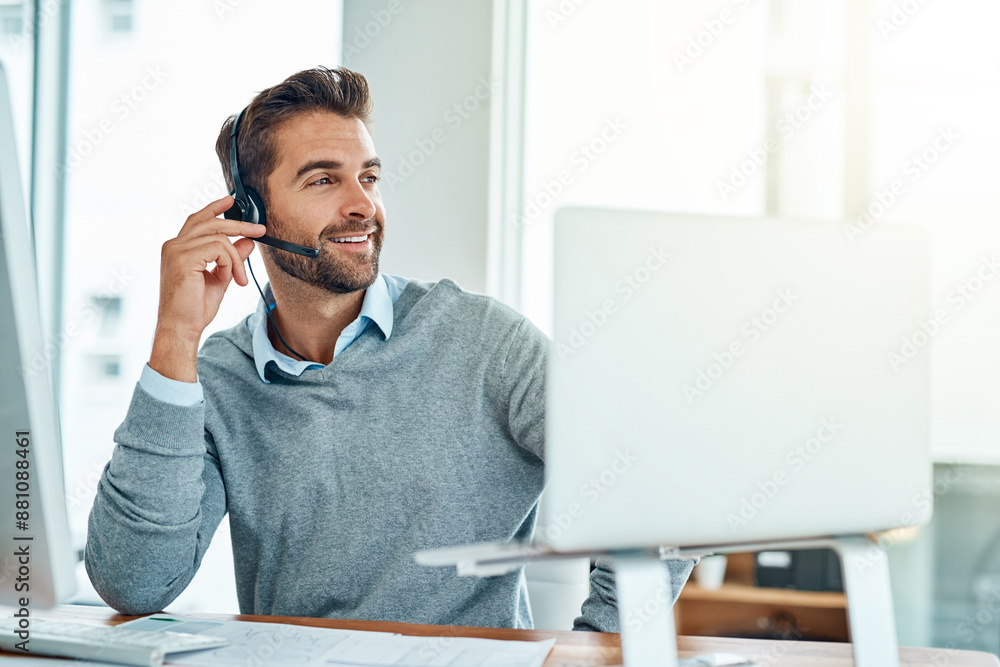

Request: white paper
left=120, top=614, right=556, bottom=667
left=322, top=633, right=556, bottom=667
left=121, top=614, right=374, bottom=666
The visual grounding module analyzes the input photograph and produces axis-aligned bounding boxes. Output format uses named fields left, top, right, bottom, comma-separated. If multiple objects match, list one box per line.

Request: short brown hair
left=215, top=66, right=373, bottom=204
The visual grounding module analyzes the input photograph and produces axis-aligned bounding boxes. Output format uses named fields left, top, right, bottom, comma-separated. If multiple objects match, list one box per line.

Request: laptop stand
left=613, top=535, right=898, bottom=667
left=417, top=533, right=900, bottom=667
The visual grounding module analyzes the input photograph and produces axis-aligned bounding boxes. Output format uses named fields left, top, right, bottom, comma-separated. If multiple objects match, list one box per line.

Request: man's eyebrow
left=293, top=158, right=381, bottom=182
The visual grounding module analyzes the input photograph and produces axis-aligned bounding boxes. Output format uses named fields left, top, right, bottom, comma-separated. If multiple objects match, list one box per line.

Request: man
left=85, top=66, right=692, bottom=630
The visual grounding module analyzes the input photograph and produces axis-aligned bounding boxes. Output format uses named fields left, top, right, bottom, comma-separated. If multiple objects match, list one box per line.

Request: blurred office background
left=3, top=0, right=1000, bottom=655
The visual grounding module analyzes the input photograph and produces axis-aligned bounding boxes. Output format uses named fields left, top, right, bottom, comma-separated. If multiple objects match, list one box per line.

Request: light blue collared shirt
left=139, top=273, right=410, bottom=406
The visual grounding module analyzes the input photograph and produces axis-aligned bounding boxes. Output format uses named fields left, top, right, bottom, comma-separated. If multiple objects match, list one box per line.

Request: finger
left=169, top=236, right=244, bottom=286
left=179, top=195, right=236, bottom=235
left=214, top=238, right=244, bottom=287
left=232, top=237, right=256, bottom=286
left=182, top=217, right=266, bottom=242
left=212, top=256, right=234, bottom=286
left=209, top=238, right=238, bottom=286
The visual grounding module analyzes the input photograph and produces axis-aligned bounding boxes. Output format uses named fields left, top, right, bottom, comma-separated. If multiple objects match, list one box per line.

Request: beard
left=263, top=212, right=383, bottom=294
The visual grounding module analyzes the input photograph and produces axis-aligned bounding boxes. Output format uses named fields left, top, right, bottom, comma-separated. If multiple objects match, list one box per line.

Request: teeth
left=332, top=235, right=369, bottom=243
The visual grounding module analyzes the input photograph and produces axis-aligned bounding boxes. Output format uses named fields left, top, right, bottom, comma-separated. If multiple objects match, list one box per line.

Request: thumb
left=233, top=236, right=257, bottom=262
left=231, top=237, right=257, bottom=287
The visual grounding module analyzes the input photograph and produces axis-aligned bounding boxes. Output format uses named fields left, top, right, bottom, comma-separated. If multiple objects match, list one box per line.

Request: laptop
left=419, top=208, right=930, bottom=565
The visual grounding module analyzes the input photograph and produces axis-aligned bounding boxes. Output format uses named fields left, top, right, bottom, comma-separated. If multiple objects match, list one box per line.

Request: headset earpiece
left=243, top=187, right=266, bottom=226
left=223, top=189, right=246, bottom=221
left=222, top=105, right=319, bottom=257
left=223, top=186, right=265, bottom=225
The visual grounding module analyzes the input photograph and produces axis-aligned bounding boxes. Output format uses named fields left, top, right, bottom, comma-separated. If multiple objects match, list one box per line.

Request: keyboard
left=0, top=617, right=229, bottom=666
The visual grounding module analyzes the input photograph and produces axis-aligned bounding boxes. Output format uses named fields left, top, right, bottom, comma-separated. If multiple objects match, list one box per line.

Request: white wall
left=342, top=0, right=497, bottom=293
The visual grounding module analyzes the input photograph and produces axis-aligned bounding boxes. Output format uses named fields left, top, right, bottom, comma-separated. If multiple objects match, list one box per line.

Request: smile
left=329, top=233, right=372, bottom=244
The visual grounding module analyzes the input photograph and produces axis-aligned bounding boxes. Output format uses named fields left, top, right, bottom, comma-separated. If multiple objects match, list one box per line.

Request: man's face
left=263, top=111, right=384, bottom=294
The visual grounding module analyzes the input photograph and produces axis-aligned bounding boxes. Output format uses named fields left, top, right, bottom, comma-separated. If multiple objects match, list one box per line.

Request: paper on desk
left=121, top=614, right=555, bottom=667
left=323, top=632, right=556, bottom=667
left=121, top=613, right=369, bottom=666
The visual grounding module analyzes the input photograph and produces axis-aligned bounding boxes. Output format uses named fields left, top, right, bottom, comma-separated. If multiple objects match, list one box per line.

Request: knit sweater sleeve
left=84, top=382, right=226, bottom=614
left=501, top=317, right=547, bottom=461
left=572, top=558, right=695, bottom=632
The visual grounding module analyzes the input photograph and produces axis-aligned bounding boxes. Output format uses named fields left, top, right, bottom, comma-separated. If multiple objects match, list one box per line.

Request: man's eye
left=310, top=177, right=331, bottom=186
left=363, top=175, right=379, bottom=183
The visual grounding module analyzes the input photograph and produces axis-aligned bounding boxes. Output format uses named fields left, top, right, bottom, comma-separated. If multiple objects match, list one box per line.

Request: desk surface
left=2, top=605, right=998, bottom=667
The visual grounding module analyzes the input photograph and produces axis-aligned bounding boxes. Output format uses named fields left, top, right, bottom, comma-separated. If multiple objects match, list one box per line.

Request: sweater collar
left=248, top=274, right=394, bottom=383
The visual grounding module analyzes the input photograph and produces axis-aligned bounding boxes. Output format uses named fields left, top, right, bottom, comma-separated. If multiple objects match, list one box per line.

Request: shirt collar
left=248, top=274, right=395, bottom=383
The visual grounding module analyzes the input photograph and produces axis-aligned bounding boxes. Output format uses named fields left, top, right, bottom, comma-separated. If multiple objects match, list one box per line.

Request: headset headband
left=223, top=106, right=319, bottom=258
left=229, top=107, right=248, bottom=204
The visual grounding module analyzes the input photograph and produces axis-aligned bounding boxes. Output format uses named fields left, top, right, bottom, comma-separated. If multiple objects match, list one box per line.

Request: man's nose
left=341, top=180, right=377, bottom=220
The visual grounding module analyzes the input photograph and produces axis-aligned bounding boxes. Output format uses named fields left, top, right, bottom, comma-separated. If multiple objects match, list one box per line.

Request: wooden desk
left=2, top=605, right=998, bottom=667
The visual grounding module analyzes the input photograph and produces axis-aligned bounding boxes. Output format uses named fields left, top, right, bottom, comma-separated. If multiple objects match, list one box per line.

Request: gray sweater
left=85, top=278, right=691, bottom=629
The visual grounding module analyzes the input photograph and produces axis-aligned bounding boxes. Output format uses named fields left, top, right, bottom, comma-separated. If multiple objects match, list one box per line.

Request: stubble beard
left=264, top=213, right=383, bottom=294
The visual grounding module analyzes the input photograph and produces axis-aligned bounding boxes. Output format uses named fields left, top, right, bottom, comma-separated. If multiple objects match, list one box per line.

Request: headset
left=223, top=106, right=314, bottom=363
left=223, top=107, right=320, bottom=258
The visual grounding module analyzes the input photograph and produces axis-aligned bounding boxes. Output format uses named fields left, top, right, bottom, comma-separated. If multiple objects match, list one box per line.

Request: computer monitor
left=543, top=207, right=932, bottom=552
left=0, top=61, right=77, bottom=608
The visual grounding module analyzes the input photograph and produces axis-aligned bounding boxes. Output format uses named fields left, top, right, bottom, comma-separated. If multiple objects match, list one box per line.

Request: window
left=103, top=0, right=134, bottom=34
left=86, top=354, right=121, bottom=380
left=0, top=0, right=32, bottom=180
left=91, top=295, right=121, bottom=337
left=0, top=2, right=24, bottom=36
